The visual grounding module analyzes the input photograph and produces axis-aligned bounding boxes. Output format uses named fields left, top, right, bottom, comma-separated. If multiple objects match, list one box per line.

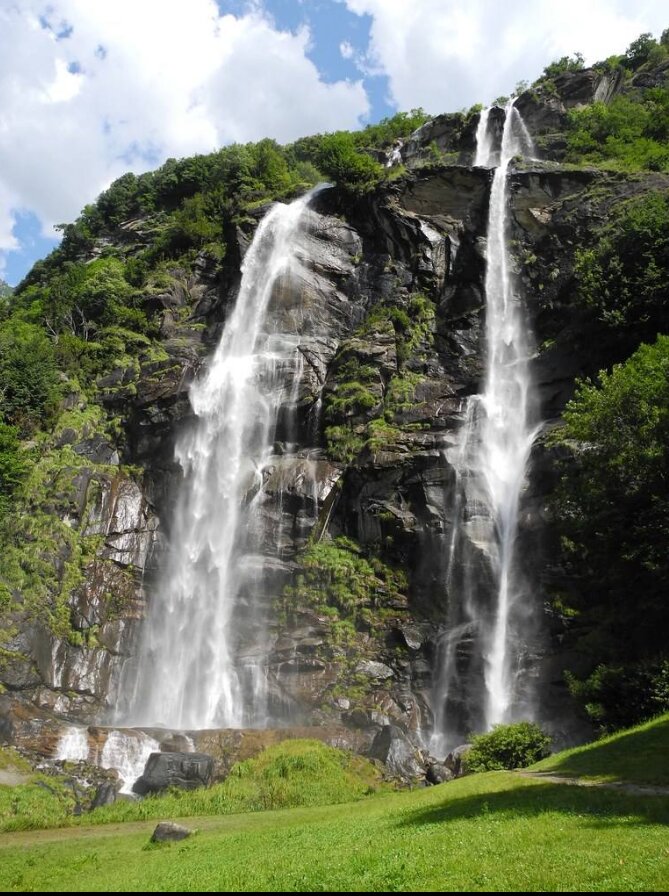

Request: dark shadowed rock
left=91, top=780, right=119, bottom=809
left=133, top=751, right=214, bottom=794
left=445, top=744, right=471, bottom=778
left=425, top=762, right=454, bottom=785
left=151, top=821, right=193, bottom=843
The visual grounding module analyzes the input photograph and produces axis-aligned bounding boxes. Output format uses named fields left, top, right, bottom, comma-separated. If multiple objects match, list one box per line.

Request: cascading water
left=432, top=102, right=539, bottom=749
left=120, top=189, right=322, bottom=730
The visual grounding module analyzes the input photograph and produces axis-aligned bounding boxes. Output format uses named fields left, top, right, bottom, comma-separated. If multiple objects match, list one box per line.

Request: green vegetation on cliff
left=324, top=293, right=435, bottom=462
left=551, top=336, right=669, bottom=731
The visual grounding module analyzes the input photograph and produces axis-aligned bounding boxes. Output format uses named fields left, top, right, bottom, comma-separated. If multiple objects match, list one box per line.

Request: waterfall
left=121, top=189, right=321, bottom=730
left=55, top=726, right=89, bottom=762
left=100, top=730, right=160, bottom=794
left=473, top=107, right=493, bottom=167
left=433, top=102, right=540, bottom=749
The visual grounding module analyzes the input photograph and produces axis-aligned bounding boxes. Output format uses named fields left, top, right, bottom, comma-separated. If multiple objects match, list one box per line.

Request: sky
left=0, top=0, right=666, bottom=285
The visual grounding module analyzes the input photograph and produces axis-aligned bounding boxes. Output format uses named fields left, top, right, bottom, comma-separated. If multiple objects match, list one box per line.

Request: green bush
left=566, top=662, right=669, bottom=734
left=565, top=90, right=669, bottom=172
left=315, top=132, right=383, bottom=192
left=467, top=722, right=551, bottom=772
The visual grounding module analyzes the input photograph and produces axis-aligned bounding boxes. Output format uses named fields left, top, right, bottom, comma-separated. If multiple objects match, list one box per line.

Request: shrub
left=467, top=722, right=551, bottom=771
left=566, top=662, right=669, bottom=734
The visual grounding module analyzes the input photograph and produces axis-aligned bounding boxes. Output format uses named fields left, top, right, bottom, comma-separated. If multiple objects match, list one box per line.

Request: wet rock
left=160, top=734, right=194, bottom=753
left=151, top=822, right=193, bottom=843
left=132, top=752, right=214, bottom=794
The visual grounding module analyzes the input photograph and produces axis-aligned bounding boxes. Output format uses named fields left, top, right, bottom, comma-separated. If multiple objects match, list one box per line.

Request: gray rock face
left=133, top=751, right=214, bottom=794
left=151, top=822, right=193, bottom=843
left=368, top=725, right=425, bottom=780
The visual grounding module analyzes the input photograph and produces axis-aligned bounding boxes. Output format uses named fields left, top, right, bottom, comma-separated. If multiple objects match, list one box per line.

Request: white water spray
left=122, top=190, right=321, bottom=730
left=434, top=103, right=540, bottom=746
left=55, top=726, right=89, bottom=762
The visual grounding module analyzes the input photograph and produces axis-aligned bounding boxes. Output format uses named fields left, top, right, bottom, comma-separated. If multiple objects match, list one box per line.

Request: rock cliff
left=1, top=55, right=667, bottom=766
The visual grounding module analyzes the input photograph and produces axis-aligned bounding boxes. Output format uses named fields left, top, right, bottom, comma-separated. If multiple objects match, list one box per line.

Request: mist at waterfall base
left=431, top=102, right=541, bottom=753
left=117, top=188, right=325, bottom=731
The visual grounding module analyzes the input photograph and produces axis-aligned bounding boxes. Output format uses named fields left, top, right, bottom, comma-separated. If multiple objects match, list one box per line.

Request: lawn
left=1, top=771, right=667, bottom=891
left=530, top=714, right=669, bottom=786
left=1, top=715, right=668, bottom=891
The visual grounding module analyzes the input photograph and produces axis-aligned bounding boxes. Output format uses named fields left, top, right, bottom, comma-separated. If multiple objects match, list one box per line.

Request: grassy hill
left=530, top=713, right=669, bottom=786
left=0, top=716, right=667, bottom=892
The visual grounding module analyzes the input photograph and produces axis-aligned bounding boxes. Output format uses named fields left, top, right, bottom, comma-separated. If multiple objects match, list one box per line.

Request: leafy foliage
left=467, top=722, right=551, bottom=772
left=324, top=294, right=435, bottom=462
left=314, top=132, right=384, bottom=192
left=283, top=536, right=407, bottom=625
left=0, top=423, right=27, bottom=517
left=565, top=663, right=669, bottom=734
left=551, top=336, right=669, bottom=728
left=541, top=52, right=585, bottom=79
left=565, top=89, right=669, bottom=172
left=0, top=319, right=61, bottom=434
left=574, top=191, right=669, bottom=345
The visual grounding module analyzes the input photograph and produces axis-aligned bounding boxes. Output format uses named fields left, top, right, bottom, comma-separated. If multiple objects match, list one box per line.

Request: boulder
left=151, top=822, right=193, bottom=843
left=445, top=743, right=471, bottom=778
left=425, top=762, right=454, bottom=785
left=91, top=781, right=119, bottom=809
left=368, top=725, right=425, bottom=780
left=132, top=751, right=214, bottom=795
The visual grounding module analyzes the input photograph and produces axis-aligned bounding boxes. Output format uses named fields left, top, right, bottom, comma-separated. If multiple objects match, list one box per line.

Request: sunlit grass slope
left=1, top=770, right=667, bottom=892
left=531, top=713, right=669, bottom=786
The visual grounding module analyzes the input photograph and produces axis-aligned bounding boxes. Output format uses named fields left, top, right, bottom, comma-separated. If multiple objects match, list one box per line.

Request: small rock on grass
left=151, top=822, right=194, bottom=843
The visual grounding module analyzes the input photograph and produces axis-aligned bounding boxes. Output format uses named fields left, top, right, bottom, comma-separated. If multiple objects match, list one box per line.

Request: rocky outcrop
left=133, top=751, right=214, bottom=794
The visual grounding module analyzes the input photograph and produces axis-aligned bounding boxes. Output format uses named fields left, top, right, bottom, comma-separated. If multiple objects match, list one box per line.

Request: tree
left=0, top=422, right=27, bottom=517
left=624, top=32, right=658, bottom=68
left=552, top=336, right=669, bottom=727
left=574, top=191, right=669, bottom=351
left=0, top=319, right=61, bottom=434
left=315, top=133, right=383, bottom=192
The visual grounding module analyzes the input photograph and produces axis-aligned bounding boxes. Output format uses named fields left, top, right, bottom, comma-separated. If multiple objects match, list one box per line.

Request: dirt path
left=516, top=770, right=669, bottom=797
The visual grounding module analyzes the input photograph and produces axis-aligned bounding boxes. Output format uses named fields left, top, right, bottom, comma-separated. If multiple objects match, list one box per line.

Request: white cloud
left=0, top=0, right=369, bottom=271
left=340, top=40, right=354, bottom=59
left=343, top=0, right=669, bottom=112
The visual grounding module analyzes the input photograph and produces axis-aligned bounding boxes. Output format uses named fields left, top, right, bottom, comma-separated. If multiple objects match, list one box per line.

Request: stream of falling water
left=119, top=189, right=321, bottom=730
left=432, top=102, right=539, bottom=750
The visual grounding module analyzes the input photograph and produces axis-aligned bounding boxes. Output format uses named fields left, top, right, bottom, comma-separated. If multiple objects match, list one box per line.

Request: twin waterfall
left=112, top=105, right=538, bottom=749
left=433, top=102, right=538, bottom=749
left=121, top=190, right=319, bottom=730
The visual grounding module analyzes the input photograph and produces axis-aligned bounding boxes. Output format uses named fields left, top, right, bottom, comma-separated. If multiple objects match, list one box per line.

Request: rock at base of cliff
left=368, top=725, right=425, bottom=780
left=425, top=762, right=454, bottom=785
left=151, top=822, right=194, bottom=843
left=133, top=751, right=214, bottom=795
left=445, top=743, right=472, bottom=778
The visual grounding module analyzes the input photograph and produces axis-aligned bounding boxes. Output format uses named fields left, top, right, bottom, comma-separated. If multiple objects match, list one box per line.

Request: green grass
left=530, top=713, right=669, bottom=786
left=1, top=772, right=667, bottom=892
left=2, top=719, right=668, bottom=890
left=0, top=740, right=384, bottom=833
